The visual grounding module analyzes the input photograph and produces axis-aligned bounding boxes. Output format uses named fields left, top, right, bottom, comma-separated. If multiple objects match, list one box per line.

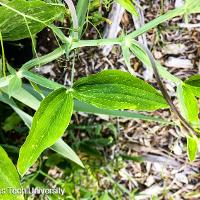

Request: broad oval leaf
left=17, top=88, right=74, bottom=176
left=0, top=0, right=64, bottom=41
left=73, top=70, right=168, bottom=111
left=187, top=136, right=199, bottom=161
left=0, top=146, right=24, bottom=200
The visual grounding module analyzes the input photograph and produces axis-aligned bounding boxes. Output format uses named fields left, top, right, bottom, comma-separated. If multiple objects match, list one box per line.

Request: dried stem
left=133, top=40, right=197, bottom=136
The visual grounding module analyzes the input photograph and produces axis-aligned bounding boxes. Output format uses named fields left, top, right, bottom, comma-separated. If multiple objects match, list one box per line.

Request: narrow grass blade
left=127, top=7, right=185, bottom=39
left=22, top=70, right=63, bottom=90
left=51, top=139, right=84, bottom=168
left=130, top=42, right=180, bottom=83
left=0, top=92, right=32, bottom=128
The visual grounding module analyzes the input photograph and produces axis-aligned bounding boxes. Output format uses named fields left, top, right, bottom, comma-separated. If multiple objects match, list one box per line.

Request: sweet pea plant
left=0, top=0, right=200, bottom=199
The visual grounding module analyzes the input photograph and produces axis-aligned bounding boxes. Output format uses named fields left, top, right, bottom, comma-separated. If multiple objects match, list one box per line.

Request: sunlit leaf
left=187, top=136, right=199, bottom=161
left=0, top=146, right=24, bottom=200
left=8, top=75, right=22, bottom=97
left=184, top=74, right=200, bottom=97
left=177, top=83, right=199, bottom=128
left=73, top=70, right=168, bottom=111
left=115, top=0, right=138, bottom=16
left=17, top=88, right=74, bottom=176
left=0, top=0, right=64, bottom=41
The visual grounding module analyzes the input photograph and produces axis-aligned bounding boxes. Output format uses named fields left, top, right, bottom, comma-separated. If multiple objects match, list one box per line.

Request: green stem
left=71, top=37, right=122, bottom=49
left=127, top=7, right=185, bottom=39
left=0, top=32, right=6, bottom=77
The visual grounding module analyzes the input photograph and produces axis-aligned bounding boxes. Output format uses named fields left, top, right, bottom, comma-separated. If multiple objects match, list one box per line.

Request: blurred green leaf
left=184, top=74, right=200, bottom=97
left=83, top=137, right=113, bottom=147
left=3, top=112, right=22, bottom=131
left=0, top=91, right=32, bottom=128
left=185, top=1, right=200, bottom=14
left=22, top=70, right=62, bottom=90
left=187, top=136, right=199, bottom=161
left=0, top=75, right=13, bottom=88
left=185, top=74, right=200, bottom=87
left=76, top=0, right=89, bottom=38
left=45, top=153, right=65, bottom=167
left=17, top=88, right=74, bottom=176
left=177, top=83, right=199, bottom=128
left=51, top=139, right=84, bottom=168
left=8, top=75, right=22, bottom=97
left=0, top=145, right=24, bottom=200
left=73, top=70, right=168, bottom=111
left=121, top=44, right=135, bottom=75
left=79, top=143, right=102, bottom=157
left=74, top=100, right=172, bottom=124
left=99, top=192, right=111, bottom=200
left=115, top=0, right=138, bottom=16
left=130, top=42, right=180, bottom=83
left=0, top=0, right=64, bottom=41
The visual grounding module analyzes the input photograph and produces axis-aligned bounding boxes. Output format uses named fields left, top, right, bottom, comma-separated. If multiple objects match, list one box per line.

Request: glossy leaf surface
left=73, top=70, right=168, bottom=111
left=17, top=88, right=73, bottom=176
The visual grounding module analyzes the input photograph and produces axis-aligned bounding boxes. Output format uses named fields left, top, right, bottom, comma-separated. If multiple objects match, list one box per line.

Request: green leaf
left=187, top=136, right=199, bottom=161
left=127, top=1, right=200, bottom=40
left=8, top=75, right=22, bottom=97
left=74, top=100, right=172, bottom=124
left=121, top=44, right=135, bottom=75
left=0, top=91, right=83, bottom=168
left=73, top=70, right=168, bottom=111
left=177, top=83, right=199, bottom=128
left=184, top=74, right=200, bottom=97
left=0, top=91, right=32, bottom=128
left=0, top=146, right=24, bottom=200
left=130, top=42, right=180, bottom=83
left=115, top=0, right=138, bottom=16
left=21, top=70, right=63, bottom=90
left=3, top=112, right=22, bottom=131
left=185, top=74, right=200, bottom=87
left=185, top=1, right=200, bottom=14
left=0, top=0, right=64, bottom=41
left=76, top=0, right=89, bottom=38
left=51, top=139, right=84, bottom=168
left=1, top=85, right=41, bottom=110
left=20, top=45, right=66, bottom=71
left=17, top=88, right=74, bottom=176
left=0, top=75, right=13, bottom=88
